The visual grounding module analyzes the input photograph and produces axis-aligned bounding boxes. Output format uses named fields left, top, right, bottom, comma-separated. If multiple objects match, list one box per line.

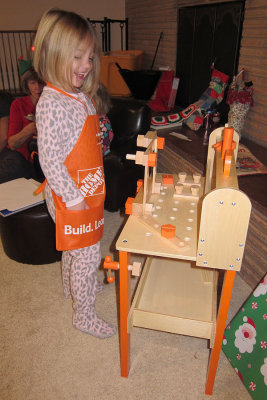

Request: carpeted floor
left=0, top=210, right=253, bottom=400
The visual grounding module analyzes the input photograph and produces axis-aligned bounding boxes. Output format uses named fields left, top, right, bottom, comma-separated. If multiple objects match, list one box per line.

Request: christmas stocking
left=151, top=68, right=229, bottom=131
left=185, top=67, right=229, bottom=131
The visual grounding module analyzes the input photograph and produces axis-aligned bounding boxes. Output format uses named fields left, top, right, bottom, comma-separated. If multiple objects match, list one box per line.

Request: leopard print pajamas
left=36, top=86, right=116, bottom=338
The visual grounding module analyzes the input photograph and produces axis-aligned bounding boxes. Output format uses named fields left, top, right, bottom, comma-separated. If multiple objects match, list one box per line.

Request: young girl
left=33, top=8, right=116, bottom=338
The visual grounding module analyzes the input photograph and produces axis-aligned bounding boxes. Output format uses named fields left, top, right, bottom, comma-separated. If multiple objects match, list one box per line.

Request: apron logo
left=78, top=167, right=104, bottom=197
left=64, top=217, right=104, bottom=235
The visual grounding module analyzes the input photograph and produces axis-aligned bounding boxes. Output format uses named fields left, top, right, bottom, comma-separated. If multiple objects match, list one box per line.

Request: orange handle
left=104, top=255, right=119, bottom=284
left=107, top=274, right=114, bottom=283
left=221, top=127, right=234, bottom=160
left=104, top=255, right=119, bottom=270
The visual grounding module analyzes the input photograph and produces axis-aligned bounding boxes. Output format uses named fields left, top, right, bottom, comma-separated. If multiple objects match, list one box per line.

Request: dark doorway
left=175, top=1, right=245, bottom=111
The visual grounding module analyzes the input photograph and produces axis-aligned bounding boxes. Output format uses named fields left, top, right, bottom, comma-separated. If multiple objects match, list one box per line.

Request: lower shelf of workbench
left=128, top=257, right=217, bottom=345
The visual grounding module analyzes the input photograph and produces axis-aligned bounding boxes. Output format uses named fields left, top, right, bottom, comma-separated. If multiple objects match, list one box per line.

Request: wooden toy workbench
left=107, top=127, right=251, bottom=395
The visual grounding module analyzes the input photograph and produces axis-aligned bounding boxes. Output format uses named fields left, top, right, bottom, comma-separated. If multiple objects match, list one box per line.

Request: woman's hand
left=8, top=122, right=37, bottom=150
left=23, top=122, right=37, bottom=136
left=66, top=199, right=89, bottom=211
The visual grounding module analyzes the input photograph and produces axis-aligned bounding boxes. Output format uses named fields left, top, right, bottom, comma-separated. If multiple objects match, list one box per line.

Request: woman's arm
left=7, top=99, right=36, bottom=150
left=0, top=116, right=9, bottom=152
left=8, top=121, right=36, bottom=150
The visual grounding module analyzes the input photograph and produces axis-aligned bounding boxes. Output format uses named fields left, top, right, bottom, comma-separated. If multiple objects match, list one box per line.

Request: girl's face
left=72, top=41, right=94, bottom=89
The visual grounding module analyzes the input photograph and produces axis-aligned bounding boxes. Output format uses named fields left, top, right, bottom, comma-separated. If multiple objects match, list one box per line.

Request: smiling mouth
left=75, top=73, right=87, bottom=79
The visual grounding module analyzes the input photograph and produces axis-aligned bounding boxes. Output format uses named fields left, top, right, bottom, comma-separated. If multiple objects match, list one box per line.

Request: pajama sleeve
left=36, top=94, right=84, bottom=205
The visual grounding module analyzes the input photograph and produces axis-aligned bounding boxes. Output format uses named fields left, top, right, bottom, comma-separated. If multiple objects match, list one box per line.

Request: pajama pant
left=45, top=185, right=101, bottom=313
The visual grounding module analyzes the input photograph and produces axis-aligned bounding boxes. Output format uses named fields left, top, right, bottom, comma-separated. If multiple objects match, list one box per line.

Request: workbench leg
left=119, top=250, right=131, bottom=377
left=205, top=270, right=236, bottom=395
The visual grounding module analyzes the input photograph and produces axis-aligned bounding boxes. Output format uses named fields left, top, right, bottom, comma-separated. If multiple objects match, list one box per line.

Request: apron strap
left=35, top=179, right=47, bottom=195
left=46, top=82, right=92, bottom=114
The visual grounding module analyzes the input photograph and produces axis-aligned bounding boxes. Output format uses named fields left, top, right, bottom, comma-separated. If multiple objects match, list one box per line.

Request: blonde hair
left=33, top=8, right=101, bottom=95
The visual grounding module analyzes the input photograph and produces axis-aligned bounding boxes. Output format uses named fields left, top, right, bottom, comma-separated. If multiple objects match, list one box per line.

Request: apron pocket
left=55, top=206, right=104, bottom=251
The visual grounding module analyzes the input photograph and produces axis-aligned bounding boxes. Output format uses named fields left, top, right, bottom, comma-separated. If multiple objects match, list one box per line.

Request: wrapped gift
left=222, top=274, right=267, bottom=399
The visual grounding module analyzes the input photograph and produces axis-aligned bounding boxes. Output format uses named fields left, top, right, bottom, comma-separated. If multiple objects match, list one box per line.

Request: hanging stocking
left=185, top=67, right=229, bottom=131
left=151, top=67, right=229, bottom=131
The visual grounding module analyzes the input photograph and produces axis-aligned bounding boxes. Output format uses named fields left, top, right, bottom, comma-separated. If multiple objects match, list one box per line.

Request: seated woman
left=0, top=60, right=44, bottom=183
left=0, top=91, right=14, bottom=153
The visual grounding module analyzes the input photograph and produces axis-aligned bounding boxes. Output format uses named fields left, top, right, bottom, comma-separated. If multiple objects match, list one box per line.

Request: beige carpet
left=0, top=210, right=253, bottom=400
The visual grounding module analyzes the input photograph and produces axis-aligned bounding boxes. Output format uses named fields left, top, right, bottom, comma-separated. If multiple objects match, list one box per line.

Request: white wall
left=0, top=0, right=125, bottom=30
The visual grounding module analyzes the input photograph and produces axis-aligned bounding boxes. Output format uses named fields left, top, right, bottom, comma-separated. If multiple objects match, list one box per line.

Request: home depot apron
left=46, top=83, right=105, bottom=251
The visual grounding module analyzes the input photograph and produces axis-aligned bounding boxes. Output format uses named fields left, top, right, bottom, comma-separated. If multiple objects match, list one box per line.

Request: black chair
left=104, top=98, right=152, bottom=211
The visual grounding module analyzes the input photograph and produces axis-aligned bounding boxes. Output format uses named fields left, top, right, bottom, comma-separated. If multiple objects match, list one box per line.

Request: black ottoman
left=0, top=203, right=61, bottom=264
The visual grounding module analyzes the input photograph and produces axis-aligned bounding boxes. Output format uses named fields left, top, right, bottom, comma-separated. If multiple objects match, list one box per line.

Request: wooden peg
left=137, top=135, right=145, bottom=147
left=153, top=182, right=161, bottom=194
left=162, top=174, right=173, bottom=184
left=128, top=262, right=142, bottom=276
left=178, top=172, right=187, bottom=183
left=191, top=185, right=200, bottom=196
left=135, top=151, right=145, bottom=165
left=193, top=173, right=201, bottom=184
left=145, top=203, right=154, bottom=214
left=161, top=224, right=176, bottom=239
left=126, top=151, right=147, bottom=166
left=137, top=134, right=152, bottom=148
left=175, top=183, right=184, bottom=194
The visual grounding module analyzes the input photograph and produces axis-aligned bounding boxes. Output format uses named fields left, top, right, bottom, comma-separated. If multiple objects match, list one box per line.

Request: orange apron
left=46, top=83, right=105, bottom=251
